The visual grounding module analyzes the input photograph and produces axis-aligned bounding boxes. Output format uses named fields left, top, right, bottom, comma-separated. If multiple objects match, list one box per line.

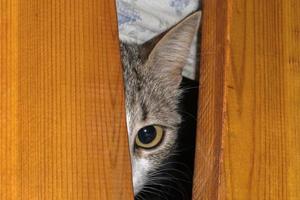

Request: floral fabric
left=116, top=0, right=201, bottom=80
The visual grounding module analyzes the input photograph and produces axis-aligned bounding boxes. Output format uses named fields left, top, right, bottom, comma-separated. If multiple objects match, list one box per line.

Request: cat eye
left=135, top=125, right=164, bottom=149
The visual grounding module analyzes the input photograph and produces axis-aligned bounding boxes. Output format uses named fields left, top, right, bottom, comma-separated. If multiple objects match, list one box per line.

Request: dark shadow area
left=135, top=77, right=199, bottom=200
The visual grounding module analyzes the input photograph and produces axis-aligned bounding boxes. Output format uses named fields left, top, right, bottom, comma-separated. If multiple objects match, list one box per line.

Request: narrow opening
left=115, top=1, right=202, bottom=199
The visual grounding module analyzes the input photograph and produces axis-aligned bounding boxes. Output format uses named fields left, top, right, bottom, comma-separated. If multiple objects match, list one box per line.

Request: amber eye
left=135, top=125, right=164, bottom=149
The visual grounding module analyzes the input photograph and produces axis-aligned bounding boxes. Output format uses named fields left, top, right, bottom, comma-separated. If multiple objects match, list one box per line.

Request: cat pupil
left=138, top=126, right=156, bottom=144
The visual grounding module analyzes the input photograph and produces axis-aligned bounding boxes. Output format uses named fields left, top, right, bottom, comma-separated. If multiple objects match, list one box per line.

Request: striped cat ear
left=147, top=11, right=201, bottom=85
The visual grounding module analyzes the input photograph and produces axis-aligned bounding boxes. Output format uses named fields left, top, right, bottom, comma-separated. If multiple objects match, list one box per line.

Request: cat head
left=121, top=12, right=201, bottom=195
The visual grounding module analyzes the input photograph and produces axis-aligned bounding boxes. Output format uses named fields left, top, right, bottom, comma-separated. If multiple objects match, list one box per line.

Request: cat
left=120, top=12, right=201, bottom=199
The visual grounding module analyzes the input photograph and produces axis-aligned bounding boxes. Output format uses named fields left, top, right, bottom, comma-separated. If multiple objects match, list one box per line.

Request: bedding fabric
left=116, top=0, right=200, bottom=80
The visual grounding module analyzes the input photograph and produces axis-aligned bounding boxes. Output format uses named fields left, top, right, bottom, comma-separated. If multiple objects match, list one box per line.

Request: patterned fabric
left=116, top=0, right=201, bottom=80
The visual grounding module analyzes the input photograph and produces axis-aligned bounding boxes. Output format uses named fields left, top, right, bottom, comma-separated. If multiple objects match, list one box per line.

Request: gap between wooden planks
left=0, top=0, right=133, bottom=199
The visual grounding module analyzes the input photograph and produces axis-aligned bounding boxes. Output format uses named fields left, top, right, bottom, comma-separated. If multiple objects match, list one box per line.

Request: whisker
left=149, top=172, right=192, bottom=183
left=153, top=166, right=192, bottom=179
left=141, top=185, right=169, bottom=200
left=177, top=110, right=197, bottom=120
left=147, top=179, right=188, bottom=200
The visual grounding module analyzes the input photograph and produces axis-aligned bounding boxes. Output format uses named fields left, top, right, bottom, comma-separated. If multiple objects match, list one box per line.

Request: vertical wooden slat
left=193, top=0, right=300, bottom=199
left=224, top=0, right=300, bottom=199
left=0, top=0, right=133, bottom=199
left=192, top=0, right=228, bottom=199
left=0, top=0, right=19, bottom=199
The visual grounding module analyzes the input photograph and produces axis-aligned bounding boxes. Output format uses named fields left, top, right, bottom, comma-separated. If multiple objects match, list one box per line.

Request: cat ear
left=147, top=11, right=201, bottom=85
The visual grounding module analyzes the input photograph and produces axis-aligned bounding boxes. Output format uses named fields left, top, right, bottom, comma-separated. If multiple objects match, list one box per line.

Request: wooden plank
left=193, top=0, right=300, bottom=199
left=225, top=0, right=300, bottom=199
left=0, top=1, right=19, bottom=199
left=0, top=0, right=133, bottom=199
left=192, top=0, right=228, bottom=198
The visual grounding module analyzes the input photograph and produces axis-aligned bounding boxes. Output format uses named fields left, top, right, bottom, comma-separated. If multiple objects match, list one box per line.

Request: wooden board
left=0, top=0, right=133, bottom=199
left=192, top=0, right=228, bottom=198
left=193, top=0, right=300, bottom=199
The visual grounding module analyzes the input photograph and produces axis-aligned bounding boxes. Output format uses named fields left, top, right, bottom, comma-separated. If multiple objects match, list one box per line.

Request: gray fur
left=120, top=12, right=201, bottom=195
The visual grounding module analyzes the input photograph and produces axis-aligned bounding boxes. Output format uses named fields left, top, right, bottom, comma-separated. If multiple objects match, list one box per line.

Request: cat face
left=121, top=12, right=201, bottom=195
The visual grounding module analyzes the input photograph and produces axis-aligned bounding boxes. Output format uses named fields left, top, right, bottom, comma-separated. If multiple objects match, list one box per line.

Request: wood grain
left=0, top=0, right=133, bottom=199
left=192, top=0, right=228, bottom=198
left=193, top=0, right=300, bottom=199
left=225, top=0, right=300, bottom=199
